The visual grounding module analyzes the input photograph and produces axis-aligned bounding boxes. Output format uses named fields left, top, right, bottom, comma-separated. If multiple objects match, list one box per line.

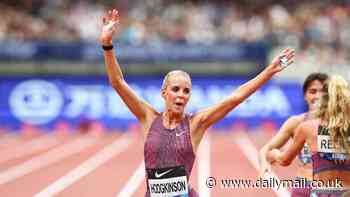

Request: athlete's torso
left=144, top=113, right=197, bottom=197
left=312, top=125, right=350, bottom=187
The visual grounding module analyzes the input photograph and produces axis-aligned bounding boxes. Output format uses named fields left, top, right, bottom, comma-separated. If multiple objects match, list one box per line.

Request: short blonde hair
left=316, top=75, right=350, bottom=153
left=161, top=70, right=192, bottom=92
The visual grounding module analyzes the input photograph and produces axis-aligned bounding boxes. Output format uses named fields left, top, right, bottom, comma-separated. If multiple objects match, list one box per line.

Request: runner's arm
left=258, top=116, right=302, bottom=175
left=190, top=49, right=295, bottom=147
left=101, top=9, right=157, bottom=129
left=267, top=124, right=307, bottom=166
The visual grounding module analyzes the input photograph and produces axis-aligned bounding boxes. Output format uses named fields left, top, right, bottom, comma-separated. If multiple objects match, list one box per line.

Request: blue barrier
left=0, top=41, right=267, bottom=65
left=0, top=76, right=305, bottom=130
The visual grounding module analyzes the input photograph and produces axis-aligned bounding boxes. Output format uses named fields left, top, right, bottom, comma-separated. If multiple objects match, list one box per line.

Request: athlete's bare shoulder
left=286, top=113, right=306, bottom=127
left=294, top=113, right=308, bottom=122
left=298, top=118, right=320, bottom=131
left=293, top=118, right=320, bottom=142
left=282, top=113, right=307, bottom=137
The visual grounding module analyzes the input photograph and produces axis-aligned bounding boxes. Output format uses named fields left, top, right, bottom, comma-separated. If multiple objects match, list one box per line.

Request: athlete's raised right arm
left=258, top=115, right=303, bottom=177
left=100, top=9, right=157, bottom=128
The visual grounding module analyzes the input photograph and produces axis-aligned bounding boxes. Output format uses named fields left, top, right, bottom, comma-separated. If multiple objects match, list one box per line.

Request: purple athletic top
left=312, top=126, right=350, bottom=174
left=312, top=153, right=350, bottom=174
left=308, top=126, right=350, bottom=196
left=144, top=113, right=198, bottom=197
left=312, top=153, right=350, bottom=173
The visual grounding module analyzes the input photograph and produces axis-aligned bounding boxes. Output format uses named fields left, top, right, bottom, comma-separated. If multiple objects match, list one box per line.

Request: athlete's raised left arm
left=267, top=123, right=307, bottom=166
left=190, top=48, right=295, bottom=146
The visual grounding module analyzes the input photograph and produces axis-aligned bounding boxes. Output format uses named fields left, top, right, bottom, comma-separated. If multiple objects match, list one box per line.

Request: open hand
left=100, top=9, right=120, bottom=46
left=267, top=48, right=295, bottom=74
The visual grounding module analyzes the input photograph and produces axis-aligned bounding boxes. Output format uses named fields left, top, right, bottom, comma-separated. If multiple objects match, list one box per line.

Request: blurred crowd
left=0, top=0, right=349, bottom=76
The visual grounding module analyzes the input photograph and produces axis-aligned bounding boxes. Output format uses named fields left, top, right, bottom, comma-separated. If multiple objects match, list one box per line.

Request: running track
left=0, top=128, right=300, bottom=197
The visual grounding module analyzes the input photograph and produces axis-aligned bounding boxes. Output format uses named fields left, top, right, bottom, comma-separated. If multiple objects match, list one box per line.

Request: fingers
left=102, top=9, right=120, bottom=34
left=281, top=48, right=295, bottom=60
left=280, top=59, right=293, bottom=70
left=286, top=60, right=294, bottom=67
left=279, top=48, right=295, bottom=69
left=103, top=9, right=120, bottom=23
left=285, top=49, right=295, bottom=59
left=279, top=55, right=288, bottom=69
left=282, top=48, right=290, bottom=54
left=110, top=9, right=120, bottom=23
left=112, top=9, right=119, bottom=20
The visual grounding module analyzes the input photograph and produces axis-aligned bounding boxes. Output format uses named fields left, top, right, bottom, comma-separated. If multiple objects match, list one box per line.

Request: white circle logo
left=9, top=80, right=64, bottom=125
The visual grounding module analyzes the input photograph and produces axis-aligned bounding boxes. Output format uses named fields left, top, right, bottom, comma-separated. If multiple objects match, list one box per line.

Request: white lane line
left=116, top=161, right=145, bottom=197
left=34, top=134, right=132, bottom=197
left=233, top=131, right=291, bottom=197
left=0, top=136, right=97, bottom=185
left=198, top=134, right=211, bottom=197
left=0, top=134, right=60, bottom=164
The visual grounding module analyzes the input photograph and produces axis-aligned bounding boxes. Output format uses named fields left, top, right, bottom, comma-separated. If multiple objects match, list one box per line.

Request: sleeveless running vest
left=310, top=126, right=350, bottom=196
left=144, top=113, right=198, bottom=197
left=313, top=125, right=350, bottom=173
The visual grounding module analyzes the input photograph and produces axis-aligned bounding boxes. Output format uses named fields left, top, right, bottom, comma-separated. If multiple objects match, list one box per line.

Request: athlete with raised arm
left=100, top=9, right=295, bottom=197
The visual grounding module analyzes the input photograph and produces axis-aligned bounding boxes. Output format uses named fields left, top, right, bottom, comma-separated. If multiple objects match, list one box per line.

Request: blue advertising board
left=0, top=41, right=267, bottom=65
left=0, top=76, right=305, bottom=131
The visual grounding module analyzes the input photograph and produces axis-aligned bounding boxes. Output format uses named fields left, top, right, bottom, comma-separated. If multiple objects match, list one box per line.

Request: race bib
left=317, top=135, right=347, bottom=154
left=317, top=127, right=349, bottom=160
left=147, top=166, right=189, bottom=197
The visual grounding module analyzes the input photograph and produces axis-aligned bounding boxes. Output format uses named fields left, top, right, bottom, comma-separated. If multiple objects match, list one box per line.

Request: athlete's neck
left=163, top=111, right=184, bottom=129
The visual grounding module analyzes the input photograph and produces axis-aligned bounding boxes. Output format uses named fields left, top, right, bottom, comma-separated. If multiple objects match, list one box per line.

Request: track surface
left=0, top=128, right=301, bottom=197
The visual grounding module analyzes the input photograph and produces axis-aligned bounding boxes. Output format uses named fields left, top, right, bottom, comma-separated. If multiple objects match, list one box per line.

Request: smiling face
left=162, top=71, right=192, bottom=115
left=304, top=80, right=324, bottom=110
left=302, top=73, right=328, bottom=111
